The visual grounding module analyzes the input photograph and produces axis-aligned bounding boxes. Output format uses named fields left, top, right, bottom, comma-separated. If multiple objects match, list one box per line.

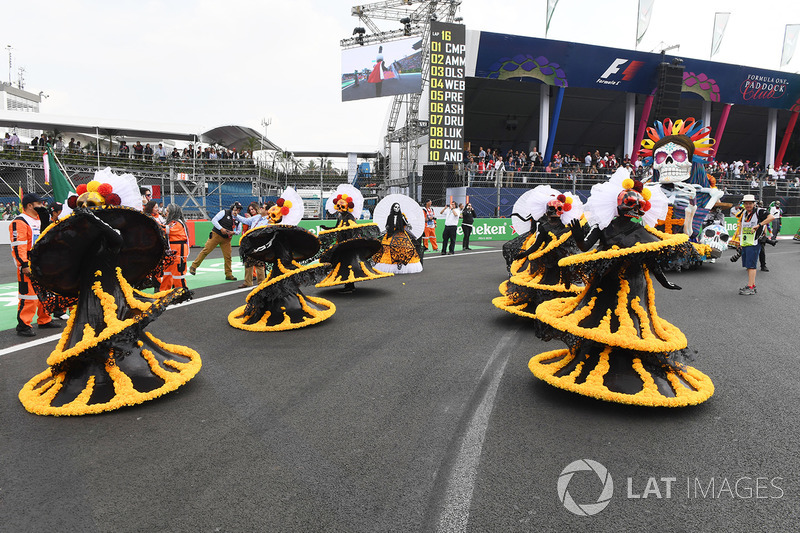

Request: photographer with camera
left=732, top=194, right=774, bottom=295
left=439, top=200, right=461, bottom=255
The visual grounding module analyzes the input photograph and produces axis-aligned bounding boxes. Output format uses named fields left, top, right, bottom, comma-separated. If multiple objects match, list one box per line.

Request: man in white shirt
left=494, top=156, right=505, bottom=186
left=155, top=143, right=168, bottom=161
left=769, top=200, right=782, bottom=238
left=439, top=201, right=461, bottom=255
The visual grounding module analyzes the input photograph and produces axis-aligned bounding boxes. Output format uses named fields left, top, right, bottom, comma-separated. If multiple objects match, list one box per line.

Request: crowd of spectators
left=2, top=132, right=254, bottom=163
left=461, top=144, right=800, bottom=188
left=461, top=145, right=640, bottom=185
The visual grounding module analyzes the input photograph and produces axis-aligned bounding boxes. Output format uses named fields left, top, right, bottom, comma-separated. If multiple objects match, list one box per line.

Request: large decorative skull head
left=699, top=223, right=730, bottom=258
left=653, top=140, right=693, bottom=183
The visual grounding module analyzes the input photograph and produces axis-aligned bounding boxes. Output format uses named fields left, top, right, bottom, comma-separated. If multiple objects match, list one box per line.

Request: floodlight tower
left=340, top=0, right=462, bottom=190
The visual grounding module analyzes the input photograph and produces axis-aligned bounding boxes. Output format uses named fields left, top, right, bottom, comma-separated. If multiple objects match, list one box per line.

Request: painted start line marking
left=0, top=286, right=252, bottom=358
left=0, top=249, right=502, bottom=358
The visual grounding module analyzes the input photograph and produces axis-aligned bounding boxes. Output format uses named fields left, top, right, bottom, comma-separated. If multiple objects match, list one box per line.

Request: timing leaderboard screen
left=428, top=21, right=465, bottom=163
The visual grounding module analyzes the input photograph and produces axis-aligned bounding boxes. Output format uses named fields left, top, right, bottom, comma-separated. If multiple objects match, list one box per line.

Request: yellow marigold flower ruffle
left=529, top=348, right=714, bottom=407
left=19, top=331, right=201, bottom=416
left=558, top=230, right=688, bottom=268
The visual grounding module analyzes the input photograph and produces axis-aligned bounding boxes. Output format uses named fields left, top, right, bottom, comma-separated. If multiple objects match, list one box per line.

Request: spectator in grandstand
left=144, top=143, right=154, bottom=160
left=494, top=156, right=505, bottom=186
left=119, top=141, right=130, bottom=158
left=467, top=157, right=477, bottom=186
left=478, top=146, right=486, bottom=162
left=171, top=148, right=180, bottom=159
left=155, top=143, right=168, bottom=162
left=2, top=133, right=9, bottom=149
left=10, top=132, right=19, bottom=149
left=54, top=136, right=64, bottom=152
left=133, top=141, right=144, bottom=159
left=30, top=136, right=40, bottom=150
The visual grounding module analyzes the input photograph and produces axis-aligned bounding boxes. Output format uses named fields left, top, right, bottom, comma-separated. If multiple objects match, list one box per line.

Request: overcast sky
left=2, top=0, right=797, bottom=153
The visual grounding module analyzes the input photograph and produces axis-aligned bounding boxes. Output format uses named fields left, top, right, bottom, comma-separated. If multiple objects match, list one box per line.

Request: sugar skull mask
left=654, top=141, right=692, bottom=183
left=699, top=224, right=730, bottom=258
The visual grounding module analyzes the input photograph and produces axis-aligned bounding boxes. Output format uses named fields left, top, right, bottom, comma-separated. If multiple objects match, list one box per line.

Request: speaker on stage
left=653, top=59, right=684, bottom=122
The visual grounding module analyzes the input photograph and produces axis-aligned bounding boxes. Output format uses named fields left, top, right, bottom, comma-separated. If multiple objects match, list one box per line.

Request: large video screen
left=341, top=36, right=423, bottom=102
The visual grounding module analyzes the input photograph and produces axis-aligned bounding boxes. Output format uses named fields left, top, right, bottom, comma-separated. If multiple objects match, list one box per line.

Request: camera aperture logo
left=557, top=459, right=614, bottom=516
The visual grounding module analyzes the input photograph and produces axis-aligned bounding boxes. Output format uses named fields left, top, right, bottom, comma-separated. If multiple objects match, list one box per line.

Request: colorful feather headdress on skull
left=639, top=117, right=715, bottom=166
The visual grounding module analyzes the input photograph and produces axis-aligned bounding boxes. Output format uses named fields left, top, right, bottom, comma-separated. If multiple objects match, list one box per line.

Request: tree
left=306, top=159, right=318, bottom=172
left=242, top=136, right=261, bottom=154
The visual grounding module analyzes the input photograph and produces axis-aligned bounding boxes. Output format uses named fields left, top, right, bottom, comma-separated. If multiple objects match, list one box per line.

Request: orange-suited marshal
left=160, top=206, right=191, bottom=291
left=10, top=193, right=58, bottom=337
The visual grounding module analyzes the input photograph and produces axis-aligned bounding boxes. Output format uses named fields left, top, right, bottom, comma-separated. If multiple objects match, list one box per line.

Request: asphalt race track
left=1, top=242, right=799, bottom=532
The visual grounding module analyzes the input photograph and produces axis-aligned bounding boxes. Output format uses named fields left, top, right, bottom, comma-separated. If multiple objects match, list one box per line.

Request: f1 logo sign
left=600, top=58, right=644, bottom=81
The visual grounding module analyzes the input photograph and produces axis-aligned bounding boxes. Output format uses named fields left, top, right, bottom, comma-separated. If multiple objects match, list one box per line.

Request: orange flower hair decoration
left=334, top=193, right=355, bottom=213
left=69, top=180, right=122, bottom=209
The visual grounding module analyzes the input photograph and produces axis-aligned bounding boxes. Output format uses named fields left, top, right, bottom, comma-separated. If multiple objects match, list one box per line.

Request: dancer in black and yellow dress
left=529, top=170, right=715, bottom=407
left=372, top=194, right=424, bottom=275
left=494, top=190, right=583, bottom=324
left=502, top=186, right=558, bottom=271
left=19, top=170, right=201, bottom=416
left=228, top=188, right=336, bottom=331
left=316, top=184, right=392, bottom=292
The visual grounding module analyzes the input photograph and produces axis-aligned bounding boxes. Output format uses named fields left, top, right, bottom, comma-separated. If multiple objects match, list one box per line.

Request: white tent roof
left=0, top=110, right=280, bottom=151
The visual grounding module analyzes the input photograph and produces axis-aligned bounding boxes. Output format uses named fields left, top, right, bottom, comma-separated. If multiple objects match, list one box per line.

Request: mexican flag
left=44, top=145, right=75, bottom=203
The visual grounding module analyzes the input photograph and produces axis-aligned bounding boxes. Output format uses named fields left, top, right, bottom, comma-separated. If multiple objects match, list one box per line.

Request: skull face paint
left=546, top=198, right=564, bottom=217
left=617, top=189, right=647, bottom=218
left=653, top=141, right=692, bottom=183
left=267, top=205, right=283, bottom=223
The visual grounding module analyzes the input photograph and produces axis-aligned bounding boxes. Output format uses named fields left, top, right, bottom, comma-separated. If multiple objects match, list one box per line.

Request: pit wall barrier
left=1, top=217, right=794, bottom=246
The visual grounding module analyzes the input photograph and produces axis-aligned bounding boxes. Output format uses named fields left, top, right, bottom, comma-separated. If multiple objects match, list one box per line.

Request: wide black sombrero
left=30, top=207, right=167, bottom=297
left=240, top=225, right=320, bottom=263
